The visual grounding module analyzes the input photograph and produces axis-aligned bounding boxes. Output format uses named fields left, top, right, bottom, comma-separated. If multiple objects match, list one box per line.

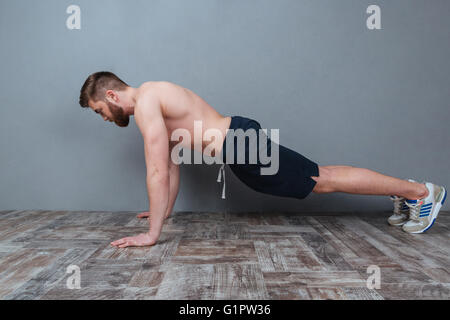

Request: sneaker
left=387, top=179, right=416, bottom=226
left=402, top=182, right=447, bottom=234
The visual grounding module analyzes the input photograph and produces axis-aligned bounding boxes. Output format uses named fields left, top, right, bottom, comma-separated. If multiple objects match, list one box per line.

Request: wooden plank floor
left=0, top=210, right=449, bottom=300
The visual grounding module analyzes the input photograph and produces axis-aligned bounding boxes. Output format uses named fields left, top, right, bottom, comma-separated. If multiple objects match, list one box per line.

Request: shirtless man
left=78, top=72, right=447, bottom=248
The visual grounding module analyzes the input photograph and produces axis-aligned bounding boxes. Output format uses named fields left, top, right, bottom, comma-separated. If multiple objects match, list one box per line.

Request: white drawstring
left=217, top=164, right=226, bottom=199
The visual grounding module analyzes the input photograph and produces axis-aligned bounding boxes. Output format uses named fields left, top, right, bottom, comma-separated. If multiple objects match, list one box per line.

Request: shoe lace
left=405, top=201, right=423, bottom=221
left=217, top=164, right=226, bottom=199
left=390, top=196, right=404, bottom=214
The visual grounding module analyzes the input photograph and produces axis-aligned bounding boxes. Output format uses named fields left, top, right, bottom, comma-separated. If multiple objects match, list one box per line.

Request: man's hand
left=137, top=211, right=150, bottom=219
left=136, top=211, right=172, bottom=220
left=110, top=233, right=157, bottom=248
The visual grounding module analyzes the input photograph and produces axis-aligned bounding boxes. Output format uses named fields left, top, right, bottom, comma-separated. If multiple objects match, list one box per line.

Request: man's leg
left=311, top=165, right=429, bottom=200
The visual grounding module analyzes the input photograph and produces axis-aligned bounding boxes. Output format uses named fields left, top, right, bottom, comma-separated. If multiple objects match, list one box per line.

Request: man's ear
left=105, top=90, right=118, bottom=103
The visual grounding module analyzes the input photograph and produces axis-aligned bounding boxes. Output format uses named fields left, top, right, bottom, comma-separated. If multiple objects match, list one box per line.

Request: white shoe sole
left=389, top=220, right=407, bottom=226
left=406, top=187, right=447, bottom=234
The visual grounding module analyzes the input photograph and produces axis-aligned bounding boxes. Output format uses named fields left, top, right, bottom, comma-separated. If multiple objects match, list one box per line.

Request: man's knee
left=311, top=166, right=337, bottom=193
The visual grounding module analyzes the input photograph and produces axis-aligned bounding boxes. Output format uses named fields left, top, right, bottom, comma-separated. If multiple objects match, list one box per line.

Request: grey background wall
left=0, top=0, right=449, bottom=213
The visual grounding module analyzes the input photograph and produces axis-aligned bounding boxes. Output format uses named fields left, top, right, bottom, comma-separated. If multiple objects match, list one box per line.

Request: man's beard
left=106, top=101, right=130, bottom=127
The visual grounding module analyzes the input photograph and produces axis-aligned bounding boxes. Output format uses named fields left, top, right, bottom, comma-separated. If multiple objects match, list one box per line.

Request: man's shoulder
left=136, top=81, right=173, bottom=106
left=135, top=82, right=162, bottom=109
left=135, top=83, right=171, bottom=130
left=137, top=81, right=174, bottom=95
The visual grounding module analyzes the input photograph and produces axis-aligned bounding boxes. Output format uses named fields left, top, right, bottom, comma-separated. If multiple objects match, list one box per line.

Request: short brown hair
left=79, top=71, right=129, bottom=108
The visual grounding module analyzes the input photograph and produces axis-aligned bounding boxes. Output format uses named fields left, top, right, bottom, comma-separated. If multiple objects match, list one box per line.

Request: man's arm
left=136, top=146, right=180, bottom=220
left=143, top=115, right=170, bottom=242
left=111, top=94, right=169, bottom=248
left=165, top=159, right=180, bottom=219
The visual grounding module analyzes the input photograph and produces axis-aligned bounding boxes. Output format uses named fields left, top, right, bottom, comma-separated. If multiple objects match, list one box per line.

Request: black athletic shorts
left=220, top=115, right=320, bottom=200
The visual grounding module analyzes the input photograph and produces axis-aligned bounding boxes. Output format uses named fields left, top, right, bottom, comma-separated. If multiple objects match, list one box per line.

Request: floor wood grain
left=0, top=210, right=449, bottom=300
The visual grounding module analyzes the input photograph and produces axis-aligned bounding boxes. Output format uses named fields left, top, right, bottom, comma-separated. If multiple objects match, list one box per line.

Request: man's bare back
left=135, top=81, right=231, bottom=156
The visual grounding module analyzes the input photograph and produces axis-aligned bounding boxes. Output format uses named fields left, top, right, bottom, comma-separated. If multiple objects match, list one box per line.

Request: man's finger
left=137, top=212, right=150, bottom=218
left=112, top=238, right=125, bottom=245
left=118, top=242, right=131, bottom=248
left=111, top=238, right=126, bottom=246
